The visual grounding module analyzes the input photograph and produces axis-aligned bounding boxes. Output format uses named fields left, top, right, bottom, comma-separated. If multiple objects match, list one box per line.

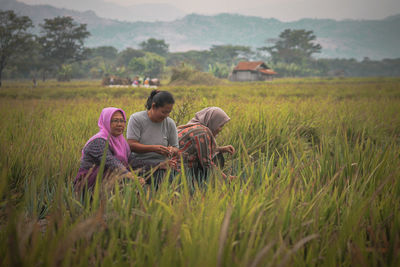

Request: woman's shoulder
left=130, top=110, right=147, bottom=118
left=84, top=137, right=107, bottom=153
left=178, top=123, right=210, bottom=135
left=87, top=137, right=106, bottom=145
left=164, top=116, right=177, bottom=126
left=178, top=123, right=206, bottom=130
left=128, top=110, right=148, bottom=123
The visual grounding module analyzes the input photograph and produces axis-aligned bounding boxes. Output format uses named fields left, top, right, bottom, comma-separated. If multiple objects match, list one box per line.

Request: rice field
left=0, top=77, right=400, bottom=266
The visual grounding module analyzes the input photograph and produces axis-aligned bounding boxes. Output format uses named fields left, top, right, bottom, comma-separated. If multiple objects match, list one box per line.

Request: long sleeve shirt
left=80, top=138, right=133, bottom=173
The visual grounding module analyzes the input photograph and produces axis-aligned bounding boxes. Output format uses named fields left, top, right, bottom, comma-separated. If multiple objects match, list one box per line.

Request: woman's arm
left=83, top=139, right=145, bottom=186
left=167, top=118, right=179, bottom=157
left=127, top=139, right=170, bottom=157
left=217, top=145, right=236, bottom=155
left=84, top=138, right=128, bottom=172
left=194, top=133, right=216, bottom=169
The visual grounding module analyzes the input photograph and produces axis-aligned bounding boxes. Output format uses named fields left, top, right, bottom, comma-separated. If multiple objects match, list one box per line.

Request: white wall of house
left=230, top=71, right=275, bottom=81
left=231, top=71, right=258, bottom=81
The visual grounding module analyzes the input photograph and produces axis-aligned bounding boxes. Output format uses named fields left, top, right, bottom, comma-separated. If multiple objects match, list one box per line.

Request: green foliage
left=97, top=59, right=115, bottom=77
left=143, top=53, right=166, bottom=77
left=38, top=16, right=90, bottom=72
left=86, top=46, right=118, bottom=60
left=0, top=10, right=34, bottom=86
left=210, top=45, right=254, bottom=66
left=128, top=57, right=146, bottom=76
left=127, top=52, right=165, bottom=78
left=57, top=64, right=73, bottom=81
left=270, top=62, right=322, bottom=77
left=167, top=50, right=212, bottom=71
left=208, top=63, right=231, bottom=78
left=260, top=29, right=322, bottom=65
left=169, top=65, right=223, bottom=85
left=317, top=57, right=400, bottom=77
left=139, top=38, right=169, bottom=57
left=167, top=45, right=254, bottom=73
left=116, top=48, right=145, bottom=67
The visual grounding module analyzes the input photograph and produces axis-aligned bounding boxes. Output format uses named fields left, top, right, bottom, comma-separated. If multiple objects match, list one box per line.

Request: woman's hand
left=153, top=145, right=171, bottom=156
left=138, top=177, right=146, bottom=186
left=158, top=160, right=169, bottom=170
left=221, top=172, right=237, bottom=182
left=168, top=146, right=180, bottom=157
left=219, top=145, right=235, bottom=155
left=128, top=140, right=172, bottom=157
left=125, top=172, right=145, bottom=186
left=228, top=175, right=237, bottom=181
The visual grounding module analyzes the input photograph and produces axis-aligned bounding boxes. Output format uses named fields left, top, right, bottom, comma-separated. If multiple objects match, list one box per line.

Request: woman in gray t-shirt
left=127, top=90, right=179, bottom=183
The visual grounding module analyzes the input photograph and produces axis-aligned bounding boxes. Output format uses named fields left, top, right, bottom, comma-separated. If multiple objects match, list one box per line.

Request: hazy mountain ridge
left=16, top=0, right=186, bottom=22
left=1, top=0, right=120, bottom=29
left=2, top=0, right=400, bottom=59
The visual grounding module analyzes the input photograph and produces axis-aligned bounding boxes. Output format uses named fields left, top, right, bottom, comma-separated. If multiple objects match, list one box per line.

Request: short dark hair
left=145, top=90, right=175, bottom=110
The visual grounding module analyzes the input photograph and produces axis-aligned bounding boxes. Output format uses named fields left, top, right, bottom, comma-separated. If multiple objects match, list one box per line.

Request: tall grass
left=0, top=78, right=399, bottom=266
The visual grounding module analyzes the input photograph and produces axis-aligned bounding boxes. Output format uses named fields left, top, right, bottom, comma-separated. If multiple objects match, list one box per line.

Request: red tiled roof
left=234, top=61, right=265, bottom=71
left=259, top=69, right=277, bottom=75
left=234, top=61, right=277, bottom=75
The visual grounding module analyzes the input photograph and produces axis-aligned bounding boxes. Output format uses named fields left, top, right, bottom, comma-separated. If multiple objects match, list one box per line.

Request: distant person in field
left=172, top=107, right=235, bottom=181
left=127, top=90, right=179, bottom=186
left=132, top=76, right=139, bottom=86
left=74, top=107, right=141, bottom=192
left=144, top=77, right=150, bottom=87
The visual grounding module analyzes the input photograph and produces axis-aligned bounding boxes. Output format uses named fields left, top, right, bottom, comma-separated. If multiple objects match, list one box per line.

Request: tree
left=116, top=48, right=145, bottom=67
left=57, top=64, right=73, bottom=81
left=9, top=40, right=43, bottom=80
left=38, top=16, right=90, bottom=76
left=87, top=46, right=118, bottom=60
left=208, top=63, right=230, bottom=78
left=210, top=45, right=254, bottom=66
left=167, top=50, right=213, bottom=71
left=128, top=57, right=146, bottom=76
left=143, top=53, right=165, bottom=77
left=0, top=10, right=34, bottom=87
left=260, top=29, right=322, bottom=64
left=128, top=53, right=165, bottom=78
left=139, top=38, right=169, bottom=57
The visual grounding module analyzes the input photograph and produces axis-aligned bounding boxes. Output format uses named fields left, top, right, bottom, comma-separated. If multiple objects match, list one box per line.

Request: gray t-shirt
left=127, top=110, right=178, bottom=163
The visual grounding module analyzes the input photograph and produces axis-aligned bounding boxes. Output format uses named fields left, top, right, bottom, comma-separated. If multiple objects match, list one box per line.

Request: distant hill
left=1, top=0, right=120, bottom=28
left=2, top=0, right=400, bottom=60
left=17, top=0, right=186, bottom=22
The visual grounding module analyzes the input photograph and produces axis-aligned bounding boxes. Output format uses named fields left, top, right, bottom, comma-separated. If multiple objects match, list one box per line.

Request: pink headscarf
left=83, top=107, right=130, bottom=166
left=188, top=107, right=230, bottom=133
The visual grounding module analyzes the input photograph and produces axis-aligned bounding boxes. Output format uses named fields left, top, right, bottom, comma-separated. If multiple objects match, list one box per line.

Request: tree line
left=1, top=10, right=399, bottom=86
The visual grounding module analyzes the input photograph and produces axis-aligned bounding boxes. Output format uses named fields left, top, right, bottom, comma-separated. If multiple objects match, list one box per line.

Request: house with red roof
left=229, top=61, right=277, bottom=81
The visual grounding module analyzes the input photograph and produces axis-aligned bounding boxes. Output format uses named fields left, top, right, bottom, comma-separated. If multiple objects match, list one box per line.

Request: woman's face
left=213, top=126, right=223, bottom=137
left=150, top=103, right=173, bottom=123
left=110, top=111, right=126, bottom=136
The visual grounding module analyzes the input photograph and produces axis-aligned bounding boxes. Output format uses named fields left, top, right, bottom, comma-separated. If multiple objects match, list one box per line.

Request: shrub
left=169, top=66, right=223, bottom=85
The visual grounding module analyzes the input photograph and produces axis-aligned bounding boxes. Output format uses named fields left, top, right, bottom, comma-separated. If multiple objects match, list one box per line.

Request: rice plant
left=0, top=78, right=399, bottom=266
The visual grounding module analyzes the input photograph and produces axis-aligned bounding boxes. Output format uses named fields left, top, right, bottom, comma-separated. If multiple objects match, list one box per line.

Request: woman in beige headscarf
left=173, top=107, right=235, bottom=181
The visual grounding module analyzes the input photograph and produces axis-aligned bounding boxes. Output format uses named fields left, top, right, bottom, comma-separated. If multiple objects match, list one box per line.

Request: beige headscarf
left=187, top=107, right=230, bottom=133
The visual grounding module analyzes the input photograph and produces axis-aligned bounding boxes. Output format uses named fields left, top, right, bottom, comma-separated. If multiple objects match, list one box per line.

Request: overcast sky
left=20, top=0, right=400, bottom=21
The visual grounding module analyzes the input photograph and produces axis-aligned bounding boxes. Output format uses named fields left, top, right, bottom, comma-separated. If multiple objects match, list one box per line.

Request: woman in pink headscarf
left=173, top=107, right=235, bottom=181
left=74, top=107, right=137, bottom=192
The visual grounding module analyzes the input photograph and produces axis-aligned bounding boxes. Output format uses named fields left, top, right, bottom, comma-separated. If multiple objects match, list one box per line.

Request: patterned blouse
left=80, top=138, right=133, bottom=173
left=173, top=123, right=217, bottom=170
